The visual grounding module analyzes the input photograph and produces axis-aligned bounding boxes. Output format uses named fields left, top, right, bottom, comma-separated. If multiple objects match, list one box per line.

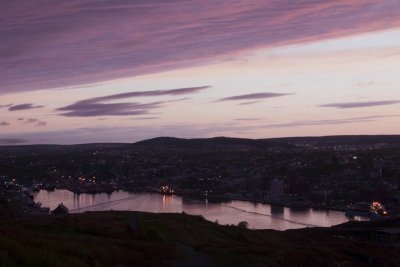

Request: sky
left=1, top=0, right=400, bottom=145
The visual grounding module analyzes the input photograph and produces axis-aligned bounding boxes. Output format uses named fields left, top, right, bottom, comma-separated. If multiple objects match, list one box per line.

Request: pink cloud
left=1, top=0, right=400, bottom=93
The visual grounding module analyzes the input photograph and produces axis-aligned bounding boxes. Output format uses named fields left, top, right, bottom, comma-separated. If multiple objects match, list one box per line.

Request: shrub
left=237, top=221, right=249, bottom=229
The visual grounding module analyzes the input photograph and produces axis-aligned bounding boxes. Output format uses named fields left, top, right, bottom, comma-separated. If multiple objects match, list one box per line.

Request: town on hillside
left=1, top=136, right=400, bottom=219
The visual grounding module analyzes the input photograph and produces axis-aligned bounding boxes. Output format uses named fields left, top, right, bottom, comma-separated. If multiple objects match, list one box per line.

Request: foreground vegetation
left=0, top=211, right=399, bottom=266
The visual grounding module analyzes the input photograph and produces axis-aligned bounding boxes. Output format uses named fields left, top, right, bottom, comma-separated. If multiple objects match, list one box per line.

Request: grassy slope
left=0, top=211, right=398, bottom=267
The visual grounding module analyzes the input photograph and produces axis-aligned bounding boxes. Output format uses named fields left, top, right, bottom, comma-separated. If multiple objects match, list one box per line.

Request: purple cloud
left=8, top=103, right=44, bottom=111
left=218, top=92, right=291, bottom=102
left=0, top=121, right=10, bottom=126
left=25, top=118, right=38, bottom=123
left=1, top=1, right=400, bottom=93
left=58, top=102, right=158, bottom=117
left=22, top=118, right=47, bottom=126
left=235, top=118, right=263, bottom=121
left=57, top=86, right=208, bottom=117
left=238, top=101, right=263, bottom=106
left=320, top=100, right=400, bottom=109
left=130, top=117, right=160, bottom=120
left=83, top=86, right=209, bottom=103
left=262, top=115, right=400, bottom=129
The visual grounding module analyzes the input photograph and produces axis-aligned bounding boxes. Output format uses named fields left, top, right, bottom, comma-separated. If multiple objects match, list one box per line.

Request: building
left=268, top=178, right=284, bottom=198
left=51, top=203, right=69, bottom=214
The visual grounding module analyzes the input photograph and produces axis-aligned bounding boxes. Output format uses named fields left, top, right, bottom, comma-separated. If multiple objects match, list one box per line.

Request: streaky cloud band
left=218, top=92, right=291, bottom=102
left=8, top=103, right=44, bottom=111
left=57, top=86, right=210, bottom=117
left=320, top=100, right=400, bottom=109
left=1, top=1, right=400, bottom=93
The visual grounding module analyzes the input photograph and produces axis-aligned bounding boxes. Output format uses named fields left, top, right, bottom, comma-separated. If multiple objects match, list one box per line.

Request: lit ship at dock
left=346, top=201, right=393, bottom=221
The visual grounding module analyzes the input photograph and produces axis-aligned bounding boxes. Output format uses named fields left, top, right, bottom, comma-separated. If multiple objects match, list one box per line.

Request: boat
left=346, top=201, right=397, bottom=221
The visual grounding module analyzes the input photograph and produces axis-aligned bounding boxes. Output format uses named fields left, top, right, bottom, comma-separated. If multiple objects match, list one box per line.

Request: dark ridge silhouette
left=132, top=135, right=400, bottom=150
left=1, top=135, right=400, bottom=151
left=132, top=136, right=284, bottom=150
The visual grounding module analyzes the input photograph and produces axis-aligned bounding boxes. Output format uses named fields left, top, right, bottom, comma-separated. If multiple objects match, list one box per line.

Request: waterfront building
left=269, top=178, right=284, bottom=198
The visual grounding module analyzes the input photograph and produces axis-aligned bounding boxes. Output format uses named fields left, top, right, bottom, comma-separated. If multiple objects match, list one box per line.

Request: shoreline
left=36, top=187, right=349, bottom=214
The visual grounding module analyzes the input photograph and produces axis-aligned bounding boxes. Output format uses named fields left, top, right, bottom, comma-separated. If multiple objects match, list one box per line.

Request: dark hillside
left=0, top=211, right=399, bottom=267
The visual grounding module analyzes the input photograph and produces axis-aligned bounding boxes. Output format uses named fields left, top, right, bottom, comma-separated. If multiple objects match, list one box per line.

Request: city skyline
left=1, top=0, right=400, bottom=145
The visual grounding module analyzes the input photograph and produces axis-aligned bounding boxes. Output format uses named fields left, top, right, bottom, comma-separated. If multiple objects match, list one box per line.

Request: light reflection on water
left=34, top=189, right=368, bottom=231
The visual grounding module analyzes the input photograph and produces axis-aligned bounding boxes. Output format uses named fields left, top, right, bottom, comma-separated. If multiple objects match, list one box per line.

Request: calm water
left=34, top=190, right=367, bottom=231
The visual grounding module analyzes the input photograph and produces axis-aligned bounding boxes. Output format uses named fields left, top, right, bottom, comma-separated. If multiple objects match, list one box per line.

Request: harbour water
left=34, top=190, right=368, bottom=230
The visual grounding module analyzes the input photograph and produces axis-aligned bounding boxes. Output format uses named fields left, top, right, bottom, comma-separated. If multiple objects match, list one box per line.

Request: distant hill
left=0, top=143, right=131, bottom=155
left=132, top=136, right=290, bottom=150
left=281, top=135, right=400, bottom=145
left=131, top=135, right=400, bottom=150
left=1, top=135, right=400, bottom=152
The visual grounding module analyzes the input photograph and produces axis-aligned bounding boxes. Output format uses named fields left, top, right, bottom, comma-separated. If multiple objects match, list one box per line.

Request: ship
left=345, top=201, right=394, bottom=221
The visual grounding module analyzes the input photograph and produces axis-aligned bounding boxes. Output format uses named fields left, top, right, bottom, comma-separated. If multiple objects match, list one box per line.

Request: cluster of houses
left=0, top=180, right=68, bottom=217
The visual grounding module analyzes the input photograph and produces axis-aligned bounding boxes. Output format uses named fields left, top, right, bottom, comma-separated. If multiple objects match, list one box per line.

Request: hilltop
left=132, top=135, right=400, bottom=150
